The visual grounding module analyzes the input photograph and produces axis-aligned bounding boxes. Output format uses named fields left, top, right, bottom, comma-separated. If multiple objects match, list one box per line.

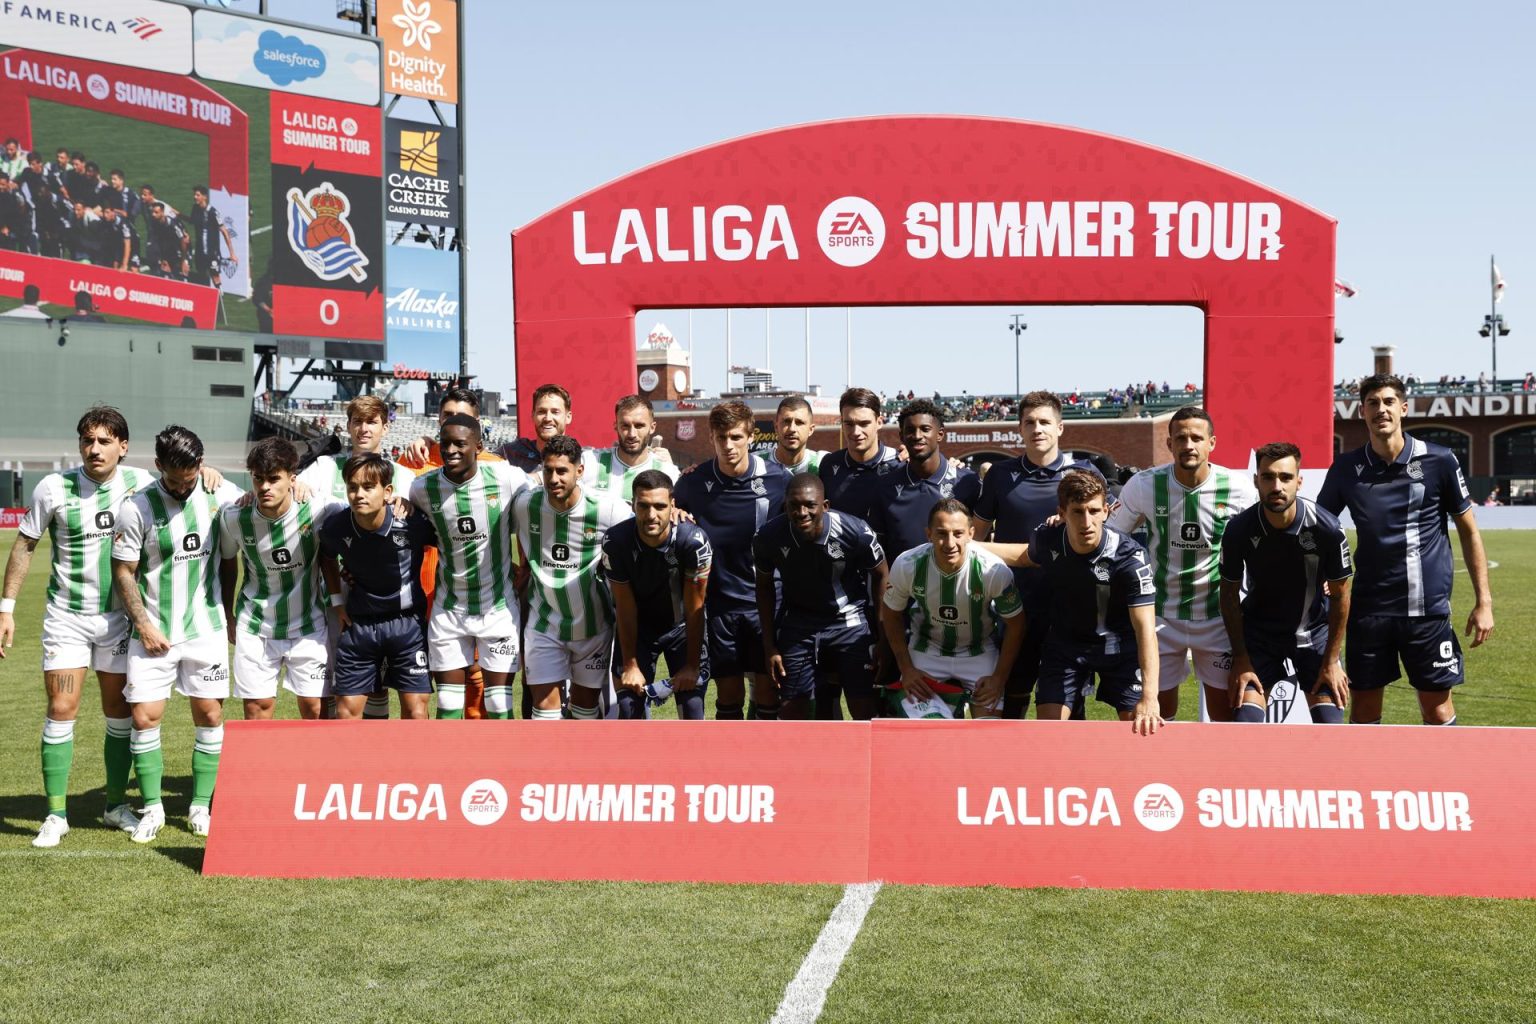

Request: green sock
left=41, top=719, right=75, bottom=818
left=131, top=727, right=164, bottom=807
left=190, top=726, right=224, bottom=809
left=436, top=683, right=466, bottom=719
left=103, top=717, right=133, bottom=807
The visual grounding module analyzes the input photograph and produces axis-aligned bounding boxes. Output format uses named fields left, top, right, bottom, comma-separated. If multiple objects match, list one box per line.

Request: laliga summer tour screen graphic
left=0, top=0, right=385, bottom=354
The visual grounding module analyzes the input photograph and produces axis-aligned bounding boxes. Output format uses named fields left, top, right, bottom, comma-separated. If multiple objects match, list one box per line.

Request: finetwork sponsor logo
left=1133, top=783, right=1184, bottom=831
left=460, top=778, right=508, bottom=826
left=817, top=196, right=885, bottom=267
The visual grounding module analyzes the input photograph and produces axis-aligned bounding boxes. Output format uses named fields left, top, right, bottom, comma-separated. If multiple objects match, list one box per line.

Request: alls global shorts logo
left=817, top=196, right=885, bottom=267
left=1133, top=783, right=1184, bottom=832
left=460, top=778, right=508, bottom=826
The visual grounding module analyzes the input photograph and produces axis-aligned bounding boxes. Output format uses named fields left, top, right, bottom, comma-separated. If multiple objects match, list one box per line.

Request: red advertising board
left=0, top=508, right=25, bottom=529
left=0, top=250, right=217, bottom=327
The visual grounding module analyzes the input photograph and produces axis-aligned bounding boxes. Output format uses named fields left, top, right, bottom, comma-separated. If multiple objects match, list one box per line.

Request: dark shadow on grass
left=151, top=844, right=205, bottom=873
left=0, top=792, right=48, bottom=834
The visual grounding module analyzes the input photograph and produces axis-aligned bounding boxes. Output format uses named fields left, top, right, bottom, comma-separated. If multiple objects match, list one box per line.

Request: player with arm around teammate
left=585, top=395, right=678, bottom=502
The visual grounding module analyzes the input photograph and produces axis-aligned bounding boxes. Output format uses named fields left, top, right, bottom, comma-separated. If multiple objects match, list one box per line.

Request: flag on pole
left=1334, top=278, right=1358, bottom=298
left=1493, top=263, right=1506, bottom=304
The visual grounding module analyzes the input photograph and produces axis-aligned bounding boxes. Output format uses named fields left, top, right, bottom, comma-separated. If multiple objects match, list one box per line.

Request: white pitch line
left=250, top=224, right=273, bottom=236
left=769, top=881, right=882, bottom=1024
left=0, top=849, right=143, bottom=859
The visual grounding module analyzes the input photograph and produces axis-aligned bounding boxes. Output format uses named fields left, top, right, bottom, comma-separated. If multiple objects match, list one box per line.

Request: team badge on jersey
left=1407, top=460, right=1424, bottom=481
left=285, top=183, right=370, bottom=283
left=1093, top=563, right=1111, bottom=582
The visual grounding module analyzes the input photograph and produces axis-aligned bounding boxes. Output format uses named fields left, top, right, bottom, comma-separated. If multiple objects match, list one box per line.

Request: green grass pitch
left=0, top=528, right=1533, bottom=1023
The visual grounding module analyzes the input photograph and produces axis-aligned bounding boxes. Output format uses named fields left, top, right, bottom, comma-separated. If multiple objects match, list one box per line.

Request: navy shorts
left=777, top=621, right=874, bottom=701
left=1245, top=631, right=1327, bottom=694
left=707, top=607, right=765, bottom=678
left=1037, top=641, right=1144, bottom=712
left=334, top=615, right=433, bottom=695
left=1345, top=614, right=1463, bottom=691
left=1002, top=603, right=1050, bottom=700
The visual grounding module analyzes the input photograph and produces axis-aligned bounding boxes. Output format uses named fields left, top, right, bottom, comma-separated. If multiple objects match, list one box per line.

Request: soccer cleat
left=187, top=805, right=212, bottom=838
left=32, top=814, right=70, bottom=848
left=131, top=804, right=166, bottom=844
left=103, top=803, right=141, bottom=834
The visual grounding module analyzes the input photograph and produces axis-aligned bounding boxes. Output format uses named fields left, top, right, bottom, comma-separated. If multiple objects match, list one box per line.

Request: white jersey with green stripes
left=1106, top=463, right=1256, bottom=621
left=218, top=498, right=346, bottom=640
left=111, top=478, right=245, bottom=645
left=19, top=464, right=154, bottom=616
left=514, top=486, right=633, bottom=643
left=409, top=462, right=529, bottom=617
left=583, top=447, right=679, bottom=503
left=297, top=451, right=415, bottom=502
left=765, top=448, right=823, bottom=474
left=884, top=543, right=1023, bottom=658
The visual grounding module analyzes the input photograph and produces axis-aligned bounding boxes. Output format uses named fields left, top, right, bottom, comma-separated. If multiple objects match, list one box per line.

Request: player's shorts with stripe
left=233, top=629, right=329, bottom=699
left=1243, top=630, right=1328, bottom=695
left=525, top=627, right=613, bottom=689
left=125, top=632, right=230, bottom=703
left=707, top=607, right=766, bottom=677
left=334, top=615, right=432, bottom=695
left=1155, top=616, right=1231, bottom=692
left=427, top=605, right=520, bottom=673
left=40, top=608, right=130, bottom=673
left=1345, top=614, right=1463, bottom=691
left=1037, top=640, right=1145, bottom=712
left=910, top=646, right=1003, bottom=713
left=777, top=621, right=874, bottom=701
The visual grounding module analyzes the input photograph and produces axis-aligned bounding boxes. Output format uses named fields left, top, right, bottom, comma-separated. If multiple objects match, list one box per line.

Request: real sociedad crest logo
left=285, top=183, right=369, bottom=283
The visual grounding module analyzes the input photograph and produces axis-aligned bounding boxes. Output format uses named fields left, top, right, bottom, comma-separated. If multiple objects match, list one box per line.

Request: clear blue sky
left=265, top=0, right=1534, bottom=399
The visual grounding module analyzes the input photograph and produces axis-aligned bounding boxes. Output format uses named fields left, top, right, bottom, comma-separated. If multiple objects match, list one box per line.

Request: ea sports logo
left=817, top=196, right=885, bottom=267
left=1132, top=783, right=1184, bottom=832
left=460, top=779, right=508, bottom=826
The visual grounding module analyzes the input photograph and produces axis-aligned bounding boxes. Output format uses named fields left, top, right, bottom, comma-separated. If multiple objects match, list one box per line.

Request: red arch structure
left=512, top=116, right=1335, bottom=463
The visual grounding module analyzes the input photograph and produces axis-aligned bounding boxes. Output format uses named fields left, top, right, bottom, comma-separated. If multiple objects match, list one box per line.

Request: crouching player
left=602, top=470, right=712, bottom=719
left=881, top=498, right=1025, bottom=718
left=1218, top=443, right=1353, bottom=723
left=980, top=471, right=1163, bottom=734
left=319, top=454, right=438, bottom=719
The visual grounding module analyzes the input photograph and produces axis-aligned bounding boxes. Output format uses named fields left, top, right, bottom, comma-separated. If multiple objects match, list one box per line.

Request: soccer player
left=602, top=471, right=712, bottom=719
left=408, top=415, right=529, bottom=719
left=111, top=426, right=244, bottom=841
left=972, top=390, right=1099, bottom=718
left=186, top=186, right=235, bottom=288
left=868, top=399, right=980, bottom=560
left=219, top=438, right=343, bottom=723
left=501, top=383, right=574, bottom=472
left=513, top=436, right=631, bottom=719
left=584, top=395, right=678, bottom=502
left=1219, top=443, right=1353, bottom=723
left=754, top=473, right=887, bottom=720
left=818, top=387, right=901, bottom=518
left=1107, top=407, right=1256, bottom=720
left=0, top=407, right=152, bottom=847
left=144, top=202, right=188, bottom=279
left=299, top=395, right=416, bottom=501
left=765, top=395, right=823, bottom=473
left=881, top=498, right=1025, bottom=719
left=319, top=454, right=437, bottom=720
left=674, top=401, right=791, bottom=719
left=980, top=471, right=1163, bottom=733
left=1317, top=373, right=1494, bottom=725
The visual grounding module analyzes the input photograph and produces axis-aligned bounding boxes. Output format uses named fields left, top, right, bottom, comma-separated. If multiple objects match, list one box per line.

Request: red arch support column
left=512, top=117, right=1335, bottom=464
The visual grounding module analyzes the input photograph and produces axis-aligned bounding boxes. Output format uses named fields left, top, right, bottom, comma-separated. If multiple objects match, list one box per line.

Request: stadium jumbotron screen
left=0, top=0, right=384, bottom=358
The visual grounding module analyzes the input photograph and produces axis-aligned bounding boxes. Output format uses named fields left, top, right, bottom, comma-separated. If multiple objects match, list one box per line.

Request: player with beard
left=818, top=387, right=901, bottom=518
left=765, top=396, right=823, bottom=474
left=585, top=395, right=677, bottom=502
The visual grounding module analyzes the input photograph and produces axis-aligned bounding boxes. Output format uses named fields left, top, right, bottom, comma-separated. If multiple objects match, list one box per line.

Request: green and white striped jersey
left=218, top=498, right=346, bottom=639
left=765, top=447, right=823, bottom=474
left=884, top=543, right=1023, bottom=658
left=582, top=447, right=679, bottom=503
left=514, top=487, right=633, bottom=642
left=112, top=478, right=244, bottom=645
left=20, top=465, right=155, bottom=616
left=409, top=462, right=529, bottom=616
left=1106, top=463, right=1256, bottom=621
left=297, top=452, right=415, bottom=502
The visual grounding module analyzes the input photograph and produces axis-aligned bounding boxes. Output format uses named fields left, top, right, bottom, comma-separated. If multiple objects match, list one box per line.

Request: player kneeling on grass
left=603, top=471, right=712, bottom=719
left=219, top=438, right=344, bottom=722
left=319, top=454, right=438, bottom=719
left=754, top=473, right=888, bottom=720
left=979, top=470, right=1163, bottom=734
left=111, top=426, right=244, bottom=841
left=880, top=498, right=1025, bottom=719
left=514, top=436, right=633, bottom=720
left=1218, top=443, right=1354, bottom=724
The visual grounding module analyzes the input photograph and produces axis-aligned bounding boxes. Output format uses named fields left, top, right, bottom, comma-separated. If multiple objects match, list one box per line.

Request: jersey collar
left=906, top=453, right=952, bottom=486
left=1017, top=452, right=1067, bottom=479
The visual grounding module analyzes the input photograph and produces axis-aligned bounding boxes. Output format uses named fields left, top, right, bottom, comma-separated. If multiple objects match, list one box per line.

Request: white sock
left=42, top=718, right=75, bottom=744
left=104, top=716, right=132, bottom=739
left=436, top=684, right=466, bottom=712
left=569, top=703, right=599, bottom=720
left=130, top=726, right=162, bottom=755
left=484, top=686, right=513, bottom=715
left=532, top=707, right=563, bottom=721
left=362, top=692, right=391, bottom=719
left=193, top=725, right=224, bottom=755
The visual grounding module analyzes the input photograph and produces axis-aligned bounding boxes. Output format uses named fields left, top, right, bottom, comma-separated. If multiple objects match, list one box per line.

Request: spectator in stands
left=1484, top=486, right=1502, bottom=507
left=1, top=283, right=46, bottom=318
left=1523, top=372, right=1534, bottom=393
left=72, top=290, right=104, bottom=323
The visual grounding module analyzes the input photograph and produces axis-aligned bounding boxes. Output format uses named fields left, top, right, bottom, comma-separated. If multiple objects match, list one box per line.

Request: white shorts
left=234, top=630, right=329, bottom=699
left=40, top=608, right=131, bottom=674
left=525, top=628, right=612, bottom=689
left=125, top=632, right=231, bottom=703
left=910, top=647, right=1003, bottom=712
left=1155, top=616, right=1232, bottom=692
left=427, top=605, right=521, bottom=674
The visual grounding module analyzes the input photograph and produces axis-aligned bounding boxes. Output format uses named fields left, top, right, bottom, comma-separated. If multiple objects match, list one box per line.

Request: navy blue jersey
left=974, top=452, right=1099, bottom=606
left=1027, top=522, right=1155, bottom=655
left=753, top=511, right=885, bottom=631
left=867, top=455, right=982, bottom=560
left=1220, top=498, right=1353, bottom=649
left=818, top=444, right=902, bottom=518
left=674, top=455, right=791, bottom=612
left=601, top=518, right=713, bottom=635
left=318, top=507, right=437, bottom=620
left=1317, top=435, right=1471, bottom=618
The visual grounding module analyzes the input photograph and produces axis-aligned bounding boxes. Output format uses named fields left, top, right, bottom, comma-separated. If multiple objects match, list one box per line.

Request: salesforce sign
left=192, top=9, right=379, bottom=105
